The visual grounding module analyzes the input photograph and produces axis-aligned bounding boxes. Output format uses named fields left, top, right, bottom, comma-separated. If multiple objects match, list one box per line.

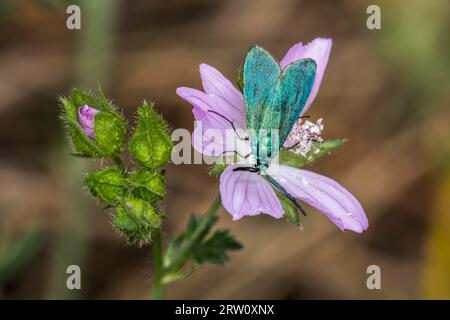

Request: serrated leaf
left=280, top=139, right=346, bottom=169
left=129, top=101, right=173, bottom=170
left=93, top=111, right=126, bottom=156
left=83, top=167, right=125, bottom=205
left=163, top=212, right=241, bottom=272
left=191, top=229, right=242, bottom=265
left=127, top=170, right=165, bottom=203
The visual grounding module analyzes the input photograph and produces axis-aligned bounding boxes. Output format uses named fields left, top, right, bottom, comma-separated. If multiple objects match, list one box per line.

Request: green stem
left=151, top=229, right=165, bottom=300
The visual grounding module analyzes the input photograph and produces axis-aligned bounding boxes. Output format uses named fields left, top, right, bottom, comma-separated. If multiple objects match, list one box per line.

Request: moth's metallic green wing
left=243, top=46, right=280, bottom=166
left=275, top=59, right=317, bottom=144
left=243, top=47, right=316, bottom=168
left=243, top=46, right=280, bottom=132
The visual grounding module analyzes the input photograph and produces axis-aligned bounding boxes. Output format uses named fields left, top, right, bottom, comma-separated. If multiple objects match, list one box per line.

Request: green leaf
left=129, top=101, right=173, bottom=170
left=83, top=168, right=125, bottom=205
left=127, top=170, right=165, bottom=203
left=112, top=198, right=162, bottom=245
left=191, top=229, right=242, bottom=265
left=280, top=139, right=346, bottom=169
left=93, top=111, right=126, bottom=156
left=164, top=213, right=242, bottom=273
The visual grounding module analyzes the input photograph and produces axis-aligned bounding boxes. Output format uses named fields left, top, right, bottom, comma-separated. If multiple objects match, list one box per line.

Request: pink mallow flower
left=176, top=38, right=368, bottom=233
left=78, top=105, right=99, bottom=139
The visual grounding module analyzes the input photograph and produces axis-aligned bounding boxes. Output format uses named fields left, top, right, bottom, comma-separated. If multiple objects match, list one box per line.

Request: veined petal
left=272, top=165, right=368, bottom=233
left=220, top=165, right=284, bottom=220
left=280, top=38, right=332, bottom=115
left=177, top=87, right=244, bottom=156
left=200, top=63, right=245, bottom=122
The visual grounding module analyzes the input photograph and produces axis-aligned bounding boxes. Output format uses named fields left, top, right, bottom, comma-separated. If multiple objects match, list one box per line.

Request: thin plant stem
left=151, top=229, right=165, bottom=300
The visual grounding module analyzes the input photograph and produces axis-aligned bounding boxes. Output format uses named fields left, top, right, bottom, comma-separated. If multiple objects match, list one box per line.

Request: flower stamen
left=285, top=118, right=324, bottom=156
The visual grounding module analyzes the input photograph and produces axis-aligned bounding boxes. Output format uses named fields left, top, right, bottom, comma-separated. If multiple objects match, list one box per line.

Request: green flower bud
left=60, top=88, right=126, bottom=158
left=93, top=111, right=126, bottom=156
left=83, top=168, right=125, bottom=205
left=128, top=170, right=165, bottom=204
left=112, top=198, right=162, bottom=245
left=129, top=101, right=173, bottom=170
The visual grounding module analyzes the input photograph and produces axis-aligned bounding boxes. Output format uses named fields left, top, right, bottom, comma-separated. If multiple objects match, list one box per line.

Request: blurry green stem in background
left=0, top=231, right=46, bottom=285
left=47, top=0, right=119, bottom=299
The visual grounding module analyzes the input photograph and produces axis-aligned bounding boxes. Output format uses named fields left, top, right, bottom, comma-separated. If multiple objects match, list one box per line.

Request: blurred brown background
left=0, top=0, right=449, bottom=299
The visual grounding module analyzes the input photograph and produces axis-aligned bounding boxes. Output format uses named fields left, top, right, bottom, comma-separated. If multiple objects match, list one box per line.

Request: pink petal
left=176, top=87, right=244, bottom=156
left=272, top=165, right=368, bottom=233
left=200, top=63, right=245, bottom=123
left=220, top=165, right=284, bottom=220
left=279, top=38, right=332, bottom=116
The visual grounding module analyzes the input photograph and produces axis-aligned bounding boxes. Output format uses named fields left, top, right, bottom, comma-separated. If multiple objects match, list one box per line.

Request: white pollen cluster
left=285, top=118, right=324, bottom=157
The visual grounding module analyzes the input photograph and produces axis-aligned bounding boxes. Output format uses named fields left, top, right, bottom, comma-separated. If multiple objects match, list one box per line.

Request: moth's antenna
left=266, top=175, right=308, bottom=216
left=207, top=110, right=249, bottom=141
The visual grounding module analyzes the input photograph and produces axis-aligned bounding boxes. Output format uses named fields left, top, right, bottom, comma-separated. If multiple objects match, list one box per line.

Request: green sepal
left=112, top=197, right=162, bottom=245
left=280, top=139, right=346, bottom=169
left=93, top=111, right=126, bottom=156
left=209, top=163, right=227, bottom=177
left=236, top=66, right=244, bottom=92
left=129, top=101, right=173, bottom=170
left=209, top=155, right=235, bottom=177
left=72, top=87, right=115, bottom=113
left=276, top=191, right=301, bottom=227
left=83, top=168, right=126, bottom=206
left=127, top=170, right=165, bottom=204
left=60, top=97, right=102, bottom=157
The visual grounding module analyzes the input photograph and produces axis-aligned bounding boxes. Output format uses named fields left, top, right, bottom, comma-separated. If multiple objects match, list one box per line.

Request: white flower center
left=285, top=118, right=324, bottom=157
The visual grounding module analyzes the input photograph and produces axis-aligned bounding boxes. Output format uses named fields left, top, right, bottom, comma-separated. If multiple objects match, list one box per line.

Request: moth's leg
left=216, top=150, right=251, bottom=159
left=232, top=166, right=260, bottom=173
left=286, top=142, right=300, bottom=150
left=266, top=175, right=308, bottom=216
left=207, top=110, right=249, bottom=141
